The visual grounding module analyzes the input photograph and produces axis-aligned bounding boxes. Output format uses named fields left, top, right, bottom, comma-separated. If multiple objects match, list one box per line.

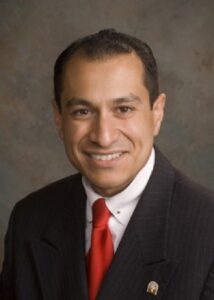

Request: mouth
left=89, top=152, right=123, bottom=161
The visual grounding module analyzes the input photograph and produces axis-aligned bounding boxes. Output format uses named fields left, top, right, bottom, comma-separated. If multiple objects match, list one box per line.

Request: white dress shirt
left=83, top=148, right=155, bottom=253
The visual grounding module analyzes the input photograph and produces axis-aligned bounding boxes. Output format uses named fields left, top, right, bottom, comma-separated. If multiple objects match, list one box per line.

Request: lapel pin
left=147, top=281, right=159, bottom=296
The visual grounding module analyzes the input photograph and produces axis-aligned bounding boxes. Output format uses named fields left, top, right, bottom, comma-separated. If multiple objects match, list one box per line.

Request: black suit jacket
left=1, top=149, right=214, bottom=299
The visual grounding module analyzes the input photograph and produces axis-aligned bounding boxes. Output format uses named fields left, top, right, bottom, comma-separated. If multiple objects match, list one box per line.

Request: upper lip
left=85, top=151, right=126, bottom=155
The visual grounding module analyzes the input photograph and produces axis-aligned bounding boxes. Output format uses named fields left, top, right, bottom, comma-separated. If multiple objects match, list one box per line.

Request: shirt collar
left=83, top=147, right=155, bottom=225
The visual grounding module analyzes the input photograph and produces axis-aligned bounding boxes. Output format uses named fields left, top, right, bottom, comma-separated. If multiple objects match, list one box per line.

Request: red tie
left=87, top=198, right=114, bottom=300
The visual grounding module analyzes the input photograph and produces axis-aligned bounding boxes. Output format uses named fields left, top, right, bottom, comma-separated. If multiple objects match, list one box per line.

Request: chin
left=90, top=176, right=131, bottom=196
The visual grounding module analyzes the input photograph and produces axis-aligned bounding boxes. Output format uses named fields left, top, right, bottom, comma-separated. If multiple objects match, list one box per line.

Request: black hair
left=54, top=29, right=159, bottom=109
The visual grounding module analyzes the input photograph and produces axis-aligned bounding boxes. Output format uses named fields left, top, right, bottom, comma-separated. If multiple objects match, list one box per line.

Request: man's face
left=53, top=52, right=165, bottom=196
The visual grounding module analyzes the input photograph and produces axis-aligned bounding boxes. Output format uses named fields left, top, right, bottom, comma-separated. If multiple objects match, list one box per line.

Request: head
left=53, top=29, right=166, bottom=196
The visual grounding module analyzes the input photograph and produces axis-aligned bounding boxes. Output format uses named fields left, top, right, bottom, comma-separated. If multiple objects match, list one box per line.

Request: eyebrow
left=65, top=93, right=142, bottom=108
left=113, top=93, right=142, bottom=104
left=65, top=98, right=91, bottom=108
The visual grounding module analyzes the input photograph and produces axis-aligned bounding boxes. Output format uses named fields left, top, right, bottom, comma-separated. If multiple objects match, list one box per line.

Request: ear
left=52, top=100, right=64, bottom=140
left=152, top=93, right=166, bottom=136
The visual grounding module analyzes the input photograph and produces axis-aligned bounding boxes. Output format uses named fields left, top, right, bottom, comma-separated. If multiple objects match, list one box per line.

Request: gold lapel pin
left=147, top=281, right=159, bottom=296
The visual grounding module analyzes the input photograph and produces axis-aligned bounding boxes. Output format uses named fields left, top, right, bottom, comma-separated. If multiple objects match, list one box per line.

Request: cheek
left=62, top=120, right=88, bottom=148
left=123, top=116, right=154, bottom=143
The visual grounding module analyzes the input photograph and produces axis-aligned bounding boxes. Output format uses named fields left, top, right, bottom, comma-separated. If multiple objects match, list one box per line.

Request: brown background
left=0, top=0, right=213, bottom=265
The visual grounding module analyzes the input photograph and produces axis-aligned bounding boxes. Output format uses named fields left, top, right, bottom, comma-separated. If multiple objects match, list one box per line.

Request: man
left=0, top=29, right=214, bottom=299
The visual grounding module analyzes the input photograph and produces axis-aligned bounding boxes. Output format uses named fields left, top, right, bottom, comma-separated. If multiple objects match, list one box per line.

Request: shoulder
left=154, top=147, right=214, bottom=208
left=10, top=173, right=84, bottom=230
left=155, top=147, right=214, bottom=225
left=16, top=173, right=82, bottom=207
left=171, top=168, right=214, bottom=226
left=173, top=169, right=214, bottom=205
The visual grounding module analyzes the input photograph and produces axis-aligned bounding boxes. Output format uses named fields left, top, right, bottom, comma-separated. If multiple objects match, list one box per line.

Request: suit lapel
left=29, top=175, right=88, bottom=300
left=98, top=149, right=179, bottom=299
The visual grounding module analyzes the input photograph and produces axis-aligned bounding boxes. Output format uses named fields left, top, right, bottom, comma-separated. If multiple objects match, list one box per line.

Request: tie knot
left=92, top=198, right=111, bottom=228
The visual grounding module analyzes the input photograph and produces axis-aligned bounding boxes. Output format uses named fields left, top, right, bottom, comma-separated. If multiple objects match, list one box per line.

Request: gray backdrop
left=0, top=0, right=213, bottom=265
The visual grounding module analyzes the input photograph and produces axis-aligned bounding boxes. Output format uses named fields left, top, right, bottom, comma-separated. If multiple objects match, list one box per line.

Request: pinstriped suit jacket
left=0, top=149, right=214, bottom=299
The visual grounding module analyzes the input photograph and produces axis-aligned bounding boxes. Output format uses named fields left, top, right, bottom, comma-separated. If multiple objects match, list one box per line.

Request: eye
left=70, top=107, right=94, bottom=119
left=74, top=108, right=90, bottom=115
left=117, top=106, right=134, bottom=113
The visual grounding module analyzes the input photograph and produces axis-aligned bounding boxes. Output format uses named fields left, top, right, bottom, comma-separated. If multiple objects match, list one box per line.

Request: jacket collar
left=30, top=174, right=88, bottom=300
left=132, top=147, right=175, bottom=263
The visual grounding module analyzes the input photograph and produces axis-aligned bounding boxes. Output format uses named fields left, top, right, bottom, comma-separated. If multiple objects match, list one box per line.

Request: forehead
left=64, top=52, right=145, bottom=82
left=60, top=52, right=148, bottom=102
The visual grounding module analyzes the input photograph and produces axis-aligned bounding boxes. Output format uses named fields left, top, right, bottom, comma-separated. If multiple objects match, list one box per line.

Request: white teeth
left=91, top=152, right=122, bottom=161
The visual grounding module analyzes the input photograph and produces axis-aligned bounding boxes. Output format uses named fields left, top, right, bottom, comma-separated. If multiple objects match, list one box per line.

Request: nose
left=89, top=113, right=119, bottom=148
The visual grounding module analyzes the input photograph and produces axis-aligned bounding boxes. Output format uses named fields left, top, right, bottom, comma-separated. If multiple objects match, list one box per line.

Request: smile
left=90, top=152, right=123, bottom=161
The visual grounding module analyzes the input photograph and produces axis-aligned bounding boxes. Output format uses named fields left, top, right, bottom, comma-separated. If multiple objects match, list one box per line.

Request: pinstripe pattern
left=0, top=148, right=214, bottom=299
